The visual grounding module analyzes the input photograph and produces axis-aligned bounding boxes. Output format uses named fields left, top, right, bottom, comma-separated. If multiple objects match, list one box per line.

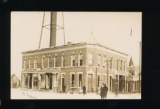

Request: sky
left=11, top=12, right=142, bottom=80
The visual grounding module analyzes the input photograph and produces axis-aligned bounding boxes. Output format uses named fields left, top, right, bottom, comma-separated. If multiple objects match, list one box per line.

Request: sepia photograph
left=11, top=12, right=141, bottom=99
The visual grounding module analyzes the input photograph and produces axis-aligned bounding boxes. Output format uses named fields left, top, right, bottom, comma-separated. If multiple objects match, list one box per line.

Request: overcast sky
left=11, top=12, right=142, bottom=79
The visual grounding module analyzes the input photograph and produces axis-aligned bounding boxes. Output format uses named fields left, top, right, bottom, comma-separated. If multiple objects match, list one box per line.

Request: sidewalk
left=11, top=88, right=141, bottom=99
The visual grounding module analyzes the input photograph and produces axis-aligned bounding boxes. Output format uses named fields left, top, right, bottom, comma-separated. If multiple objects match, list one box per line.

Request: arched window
left=88, top=53, right=93, bottom=66
left=98, top=54, right=101, bottom=67
left=34, top=58, right=37, bottom=69
left=120, top=60, right=122, bottom=70
left=78, top=51, right=83, bottom=66
left=41, top=56, right=45, bottom=68
left=110, top=58, right=113, bottom=69
left=103, top=55, right=106, bottom=68
left=24, top=59, right=26, bottom=69
left=117, top=59, right=119, bottom=70
left=48, top=55, right=51, bottom=68
left=54, top=54, right=58, bottom=67
left=61, top=53, right=65, bottom=67
left=29, top=57, right=31, bottom=69
left=71, top=52, right=76, bottom=67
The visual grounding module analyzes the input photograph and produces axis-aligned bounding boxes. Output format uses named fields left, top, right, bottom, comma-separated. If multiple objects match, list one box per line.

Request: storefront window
left=33, top=76, right=38, bottom=87
left=70, top=74, right=75, bottom=87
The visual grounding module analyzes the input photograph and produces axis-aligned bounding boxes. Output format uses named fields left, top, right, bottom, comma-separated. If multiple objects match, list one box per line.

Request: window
left=73, top=60, right=75, bottom=66
left=61, top=54, right=65, bottom=67
left=33, top=76, right=38, bottom=87
left=78, top=74, right=82, bottom=87
left=53, top=74, right=58, bottom=87
left=71, top=53, right=76, bottom=67
left=25, top=59, right=29, bottom=69
left=30, top=59, right=33, bottom=69
left=88, top=53, right=93, bottom=66
left=24, top=60, right=26, bottom=69
left=103, top=55, right=106, bottom=68
left=48, top=56, right=50, bottom=68
left=107, top=60, right=110, bottom=69
left=98, top=75, right=100, bottom=87
left=54, top=54, right=57, bottom=67
left=29, top=59, right=31, bottom=69
left=78, top=53, right=83, bottom=66
left=24, top=74, right=28, bottom=87
left=41, top=75, right=45, bottom=88
left=34, top=58, right=37, bottom=69
left=71, top=74, right=75, bottom=87
left=44, top=57, right=48, bottom=68
left=117, top=59, right=119, bottom=70
left=49, top=57, right=54, bottom=68
left=124, top=61, right=126, bottom=71
left=55, top=55, right=58, bottom=67
left=98, top=54, right=101, bottom=67
left=120, top=60, right=122, bottom=70
left=41, top=57, right=44, bottom=68
left=103, top=75, right=106, bottom=83
left=110, top=58, right=112, bottom=69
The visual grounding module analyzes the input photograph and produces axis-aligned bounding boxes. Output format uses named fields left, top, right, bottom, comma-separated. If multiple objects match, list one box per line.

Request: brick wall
left=86, top=47, right=127, bottom=71
left=22, top=48, right=87, bottom=69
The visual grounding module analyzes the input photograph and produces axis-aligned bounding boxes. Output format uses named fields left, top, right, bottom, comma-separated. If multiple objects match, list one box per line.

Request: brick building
left=21, top=42, right=128, bottom=93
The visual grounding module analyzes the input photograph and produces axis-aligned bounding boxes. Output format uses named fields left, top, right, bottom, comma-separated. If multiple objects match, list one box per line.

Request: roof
left=129, top=57, right=134, bottom=66
left=22, top=42, right=128, bottom=56
left=11, top=74, right=20, bottom=81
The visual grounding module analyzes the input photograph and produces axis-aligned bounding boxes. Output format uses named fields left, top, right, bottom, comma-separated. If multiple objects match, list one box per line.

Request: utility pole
left=62, top=12, right=66, bottom=45
left=107, top=60, right=109, bottom=87
left=139, top=41, right=141, bottom=93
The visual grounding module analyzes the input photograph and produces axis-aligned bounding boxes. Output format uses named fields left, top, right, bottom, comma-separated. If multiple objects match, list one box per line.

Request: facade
left=11, top=74, right=20, bottom=88
left=21, top=42, right=128, bottom=93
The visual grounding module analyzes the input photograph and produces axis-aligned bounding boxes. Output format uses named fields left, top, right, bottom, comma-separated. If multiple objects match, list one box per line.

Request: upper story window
left=120, top=60, right=122, bottom=70
left=54, top=54, right=58, bottom=67
left=98, top=54, right=101, bottom=67
left=71, top=52, right=76, bottom=67
left=29, top=58, right=32, bottom=69
left=24, top=59, right=26, bottom=69
left=49, top=56, right=54, bottom=68
left=78, top=52, right=83, bottom=66
left=48, top=56, right=51, bottom=68
left=61, top=53, right=65, bottom=67
left=103, top=55, right=106, bottom=68
left=34, top=58, right=37, bottom=69
left=124, top=61, right=126, bottom=71
left=110, top=58, right=113, bottom=69
left=88, top=53, right=93, bottom=66
left=41, top=56, right=45, bottom=68
left=117, top=59, right=119, bottom=70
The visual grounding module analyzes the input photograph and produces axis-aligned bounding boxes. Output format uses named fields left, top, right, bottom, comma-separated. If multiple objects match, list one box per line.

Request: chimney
left=50, top=12, right=57, bottom=47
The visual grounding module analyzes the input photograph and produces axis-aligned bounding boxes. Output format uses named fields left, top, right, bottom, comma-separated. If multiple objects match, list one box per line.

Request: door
left=88, top=74, right=93, bottom=92
left=62, top=78, right=65, bottom=91
left=49, top=76, right=52, bottom=90
left=110, top=76, right=112, bottom=91
left=29, top=74, right=32, bottom=89
left=119, top=76, right=122, bottom=92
